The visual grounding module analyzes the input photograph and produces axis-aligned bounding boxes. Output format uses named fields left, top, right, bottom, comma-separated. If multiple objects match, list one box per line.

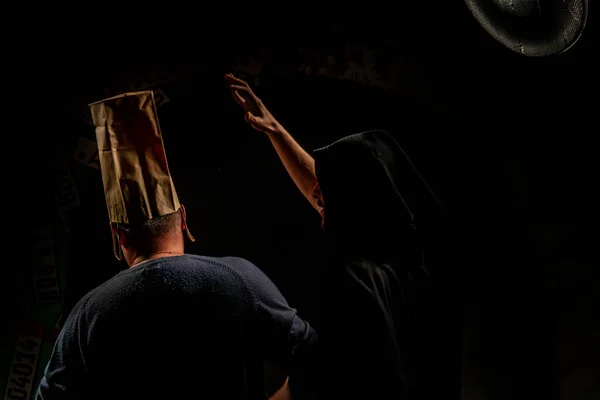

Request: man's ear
left=180, top=204, right=195, bottom=242
left=110, top=224, right=127, bottom=248
left=180, top=204, right=187, bottom=230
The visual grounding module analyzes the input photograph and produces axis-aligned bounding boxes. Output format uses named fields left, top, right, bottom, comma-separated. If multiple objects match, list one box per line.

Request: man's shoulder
left=186, top=255, right=277, bottom=301
left=77, top=256, right=260, bottom=298
left=186, top=254, right=259, bottom=274
left=68, top=255, right=262, bottom=317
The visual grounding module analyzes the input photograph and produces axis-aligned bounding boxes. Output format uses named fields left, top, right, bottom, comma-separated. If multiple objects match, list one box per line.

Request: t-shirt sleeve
left=226, top=258, right=318, bottom=382
left=35, top=303, right=88, bottom=399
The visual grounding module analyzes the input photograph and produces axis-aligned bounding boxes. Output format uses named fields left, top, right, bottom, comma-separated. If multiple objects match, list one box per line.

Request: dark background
left=2, top=3, right=599, bottom=399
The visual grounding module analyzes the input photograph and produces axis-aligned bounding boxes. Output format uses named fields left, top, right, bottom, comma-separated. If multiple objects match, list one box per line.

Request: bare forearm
left=269, top=378, right=293, bottom=400
left=266, top=124, right=319, bottom=211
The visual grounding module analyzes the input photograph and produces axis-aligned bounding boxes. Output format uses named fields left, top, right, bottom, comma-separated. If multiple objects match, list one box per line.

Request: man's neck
left=129, top=238, right=185, bottom=268
left=125, top=233, right=185, bottom=268
left=130, top=251, right=185, bottom=268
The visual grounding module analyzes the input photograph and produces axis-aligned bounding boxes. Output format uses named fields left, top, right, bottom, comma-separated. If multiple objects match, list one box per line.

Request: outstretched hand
left=226, top=74, right=321, bottom=214
left=225, top=73, right=281, bottom=135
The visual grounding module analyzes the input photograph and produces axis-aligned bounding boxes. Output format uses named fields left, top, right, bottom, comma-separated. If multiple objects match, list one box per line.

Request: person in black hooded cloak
left=226, top=73, right=460, bottom=400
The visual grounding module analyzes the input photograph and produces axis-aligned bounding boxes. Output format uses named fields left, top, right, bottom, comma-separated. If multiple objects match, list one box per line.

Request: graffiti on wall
left=3, top=322, right=44, bottom=400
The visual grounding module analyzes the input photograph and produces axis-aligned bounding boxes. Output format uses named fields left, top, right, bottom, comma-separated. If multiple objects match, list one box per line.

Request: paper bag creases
left=89, top=91, right=180, bottom=225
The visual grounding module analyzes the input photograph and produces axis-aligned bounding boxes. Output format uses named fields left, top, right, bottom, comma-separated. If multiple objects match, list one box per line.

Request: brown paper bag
left=89, top=91, right=180, bottom=225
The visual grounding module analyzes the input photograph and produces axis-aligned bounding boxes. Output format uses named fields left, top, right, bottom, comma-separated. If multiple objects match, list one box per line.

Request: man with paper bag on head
left=36, top=91, right=317, bottom=400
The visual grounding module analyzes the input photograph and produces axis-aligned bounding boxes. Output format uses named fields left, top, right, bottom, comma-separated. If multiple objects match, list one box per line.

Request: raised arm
left=225, top=74, right=321, bottom=213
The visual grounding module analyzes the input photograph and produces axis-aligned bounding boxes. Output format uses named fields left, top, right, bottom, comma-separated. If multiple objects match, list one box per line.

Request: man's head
left=90, top=91, right=195, bottom=264
left=111, top=205, right=190, bottom=267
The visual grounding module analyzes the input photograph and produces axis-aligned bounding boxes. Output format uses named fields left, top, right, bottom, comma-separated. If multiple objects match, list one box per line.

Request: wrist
left=264, top=121, right=285, bottom=137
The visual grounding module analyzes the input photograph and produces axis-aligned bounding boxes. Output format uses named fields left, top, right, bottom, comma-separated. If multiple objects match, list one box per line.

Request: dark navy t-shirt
left=36, top=254, right=317, bottom=399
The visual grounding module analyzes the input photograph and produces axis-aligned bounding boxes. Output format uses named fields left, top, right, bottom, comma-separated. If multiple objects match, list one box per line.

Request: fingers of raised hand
left=225, top=73, right=249, bottom=87
left=244, top=113, right=263, bottom=131
left=232, top=90, right=245, bottom=105
left=228, top=84, right=250, bottom=93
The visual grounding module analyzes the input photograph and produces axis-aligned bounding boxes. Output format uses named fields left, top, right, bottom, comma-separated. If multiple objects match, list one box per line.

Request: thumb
left=244, top=112, right=263, bottom=131
left=244, top=112, right=256, bottom=123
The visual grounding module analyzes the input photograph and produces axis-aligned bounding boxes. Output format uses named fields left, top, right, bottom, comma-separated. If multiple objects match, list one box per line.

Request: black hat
left=464, top=0, right=588, bottom=56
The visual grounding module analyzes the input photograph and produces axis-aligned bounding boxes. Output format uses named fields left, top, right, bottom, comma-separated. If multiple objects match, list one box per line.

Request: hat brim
left=464, top=0, right=588, bottom=57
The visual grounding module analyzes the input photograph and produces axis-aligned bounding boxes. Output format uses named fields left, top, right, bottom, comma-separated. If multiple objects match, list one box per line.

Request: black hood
left=313, top=130, right=446, bottom=261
